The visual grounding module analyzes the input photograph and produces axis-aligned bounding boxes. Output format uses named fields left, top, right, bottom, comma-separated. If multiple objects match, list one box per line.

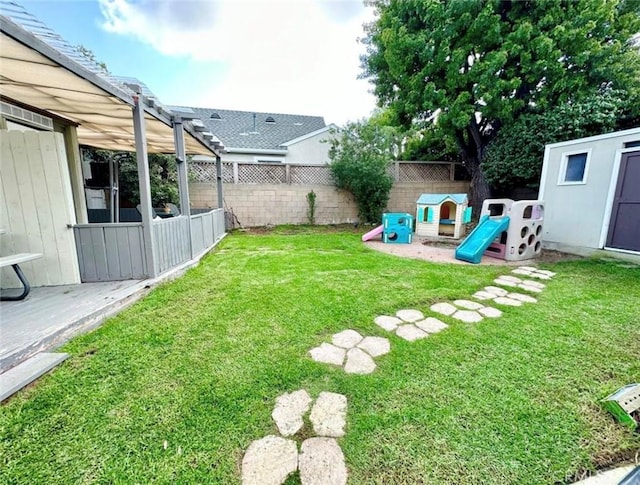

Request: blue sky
left=20, top=0, right=377, bottom=125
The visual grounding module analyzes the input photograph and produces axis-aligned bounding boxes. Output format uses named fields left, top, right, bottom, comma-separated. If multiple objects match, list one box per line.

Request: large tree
left=361, top=0, right=640, bottom=211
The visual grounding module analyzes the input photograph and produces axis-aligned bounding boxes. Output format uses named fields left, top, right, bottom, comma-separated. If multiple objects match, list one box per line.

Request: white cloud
left=98, top=0, right=377, bottom=124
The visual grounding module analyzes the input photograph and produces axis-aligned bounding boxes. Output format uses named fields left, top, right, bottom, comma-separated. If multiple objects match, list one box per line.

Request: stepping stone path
left=309, top=329, right=390, bottom=374
left=244, top=266, right=557, bottom=484
left=242, top=391, right=348, bottom=485
left=375, top=309, right=449, bottom=341
left=429, top=299, right=503, bottom=323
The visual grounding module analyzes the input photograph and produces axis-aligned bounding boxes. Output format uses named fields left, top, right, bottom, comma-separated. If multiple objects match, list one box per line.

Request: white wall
left=284, top=130, right=333, bottom=165
left=539, top=128, right=640, bottom=252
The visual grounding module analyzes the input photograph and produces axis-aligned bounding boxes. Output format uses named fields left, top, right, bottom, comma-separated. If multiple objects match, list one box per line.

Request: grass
left=1, top=227, right=639, bottom=484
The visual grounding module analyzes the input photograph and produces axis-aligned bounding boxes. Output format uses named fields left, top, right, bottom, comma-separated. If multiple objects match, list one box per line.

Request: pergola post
left=173, top=117, right=191, bottom=217
left=132, top=94, right=157, bottom=278
left=173, top=117, right=193, bottom=258
left=216, top=154, right=224, bottom=209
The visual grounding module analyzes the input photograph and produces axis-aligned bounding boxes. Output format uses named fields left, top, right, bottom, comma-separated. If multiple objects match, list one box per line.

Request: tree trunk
left=455, top=126, right=492, bottom=219
left=466, top=158, right=491, bottom=219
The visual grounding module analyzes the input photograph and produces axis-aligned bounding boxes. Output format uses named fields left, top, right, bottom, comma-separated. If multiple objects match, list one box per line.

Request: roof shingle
left=181, top=107, right=326, bottom=150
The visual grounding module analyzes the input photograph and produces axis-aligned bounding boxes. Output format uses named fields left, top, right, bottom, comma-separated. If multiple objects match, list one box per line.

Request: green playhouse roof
left=417, top=193, right=468, bottom=205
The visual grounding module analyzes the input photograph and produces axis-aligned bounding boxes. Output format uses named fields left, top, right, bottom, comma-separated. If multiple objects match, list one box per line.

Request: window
left=210, top=112, right=221, bottom=119
left=558, top=150, right=591, bottom=185
left=265, top=116, right=276, bottom=123
left=624, top=140, right=640, bottom=148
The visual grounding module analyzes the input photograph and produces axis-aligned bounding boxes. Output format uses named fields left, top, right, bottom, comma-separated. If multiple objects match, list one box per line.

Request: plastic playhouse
left=455, top=198, right=544, bottom=264
left=362, top=212, right=414, bottom=244
left=415, top=193, right=472, bottom=239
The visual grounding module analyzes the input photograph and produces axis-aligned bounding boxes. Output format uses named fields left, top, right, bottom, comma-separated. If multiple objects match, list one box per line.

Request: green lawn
left=1, top=227, right=639, bottom=484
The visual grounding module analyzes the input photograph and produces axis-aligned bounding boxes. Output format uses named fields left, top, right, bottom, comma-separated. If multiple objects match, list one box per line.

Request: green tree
left=482, top=89, right=629, bottom=194
left=362, top=0, right=640, bottom=211
left=82, top=147, right=179, bottom=208
left=328, top=120, right=398, bottom=224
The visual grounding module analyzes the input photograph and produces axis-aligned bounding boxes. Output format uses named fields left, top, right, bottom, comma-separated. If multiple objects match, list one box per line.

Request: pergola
left=1, top=10, right=225, bottom=280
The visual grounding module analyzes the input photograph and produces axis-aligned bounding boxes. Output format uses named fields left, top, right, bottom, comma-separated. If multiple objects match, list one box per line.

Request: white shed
left=538, top=127, right=640, bottom=256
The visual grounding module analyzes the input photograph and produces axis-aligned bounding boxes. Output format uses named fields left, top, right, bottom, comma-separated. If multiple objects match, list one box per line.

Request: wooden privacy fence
left=73, top=208, right=225, bottom=282
left=189, top=160, right=457, bottom=185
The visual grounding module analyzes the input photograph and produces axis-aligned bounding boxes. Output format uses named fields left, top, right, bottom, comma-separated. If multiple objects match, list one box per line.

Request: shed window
left=558, top=150, right=590, bottom=185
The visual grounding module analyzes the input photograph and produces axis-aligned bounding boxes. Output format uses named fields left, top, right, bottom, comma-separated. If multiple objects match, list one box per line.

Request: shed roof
left=417, top=193, right=468, bottom=205
left=0, top=1, right=217, bottom=156
left=181, top=107, right=326, bottom=151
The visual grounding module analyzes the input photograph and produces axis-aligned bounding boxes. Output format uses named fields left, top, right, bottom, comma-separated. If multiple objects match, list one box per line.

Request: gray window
left=564, top=153, right=587, bottom=182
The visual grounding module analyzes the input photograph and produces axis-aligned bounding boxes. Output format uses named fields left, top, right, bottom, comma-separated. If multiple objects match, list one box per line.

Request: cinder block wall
left=189, top=181, right=470, bottom=227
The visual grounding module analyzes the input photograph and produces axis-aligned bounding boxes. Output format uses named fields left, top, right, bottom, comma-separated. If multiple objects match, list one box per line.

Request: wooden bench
left=0, top=253, right=43, bottom=301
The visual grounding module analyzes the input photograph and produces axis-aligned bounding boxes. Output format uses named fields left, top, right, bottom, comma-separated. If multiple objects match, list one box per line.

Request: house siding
left=539, top=128, right=640, bottom=252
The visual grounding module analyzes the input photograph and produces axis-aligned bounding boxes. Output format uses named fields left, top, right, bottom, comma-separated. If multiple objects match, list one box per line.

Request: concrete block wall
left=189, top=181, right=470, bottom=227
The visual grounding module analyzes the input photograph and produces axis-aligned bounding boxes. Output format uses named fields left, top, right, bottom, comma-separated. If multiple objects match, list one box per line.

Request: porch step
left=0, top=352, right=69, bottom=402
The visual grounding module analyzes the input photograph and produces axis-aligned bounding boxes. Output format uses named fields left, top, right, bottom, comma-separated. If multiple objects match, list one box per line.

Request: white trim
left=280, top=124, right=336, bottom=146
left=599, top=147, right=640, bottom=248
left=557, top=148, right=591, bottom=185
left=253, top=156, right=285, bottom=163
left=545, top=127, right=640, bottom=149
left=538, top=144, right=552, bottom=200
left=603, top=247, right=640, bottom=256
left=225, top=147, right=288, bottom=155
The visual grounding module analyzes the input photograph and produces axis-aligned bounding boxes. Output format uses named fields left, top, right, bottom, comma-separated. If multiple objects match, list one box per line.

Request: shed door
left=606, top=150, right=640, bottom=252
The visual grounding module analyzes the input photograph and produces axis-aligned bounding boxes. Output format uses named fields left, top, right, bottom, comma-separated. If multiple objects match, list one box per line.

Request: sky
left=20, top=0, right=379, bottom=125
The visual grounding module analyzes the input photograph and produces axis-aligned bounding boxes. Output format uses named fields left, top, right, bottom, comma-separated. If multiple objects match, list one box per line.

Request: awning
left=0, top=17, right=218, bottom=156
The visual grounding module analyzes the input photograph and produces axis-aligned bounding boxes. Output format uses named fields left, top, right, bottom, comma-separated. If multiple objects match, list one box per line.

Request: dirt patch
left=365, top=235, right=582, bottom=266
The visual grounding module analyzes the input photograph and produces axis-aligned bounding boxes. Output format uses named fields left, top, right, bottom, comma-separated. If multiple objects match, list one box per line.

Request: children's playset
left=361, top=194, right=545, bottom=265
left=454, top=198, right=544, bottom=264
left=415, top=193, right=472, bottom=239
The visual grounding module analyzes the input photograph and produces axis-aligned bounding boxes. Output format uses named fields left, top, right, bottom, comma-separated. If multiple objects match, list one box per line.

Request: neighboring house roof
left=417, top=193, right=468, bottom=205
left=180, top=107, right=326, bottom=151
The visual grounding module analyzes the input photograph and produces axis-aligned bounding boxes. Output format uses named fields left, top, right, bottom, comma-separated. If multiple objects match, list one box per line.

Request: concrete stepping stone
left=331, top=329, right=363, bottom=349
left=484, top=286, right=509, bottom=297
left=396, top=309, right=425, bottom=322
left=494, top=277, right=519, bottom=287
left=492, top=296, right=523, bottom=306
left=415, top=317, right=448, bottom=334
left=521, top=280, right=546, bottom=289
left=344, top=348, right=376, bottom=374
left=430, top=302, right=457, bottom=316
left=507, top=292, right=538, bottom=303
left=374, top=315, right=402, bottom=331
left=536, top=269, right=555, bottom=276
left=357, top=336, right=390, bottom=357
left=396, top=324, right=428, bottom=341
left=299, top=438, right=347, bottom=485
left=478, top=307, right=502, bottom=318
left=518, top=283, right=544, bottom=293
left=309, top=343, right=345, bottom=366
left=499, top=275, right=523, bottom=283
left=272, top=390, right=313, bottom=437
left=309, top=392, right=347, bottom=438
left=473, top=290, right=497, bottom=301
left=512, top=268, right=533, bottom=276
left=242, top=435, right=298, bottom=485
left=453, top=299, right=485, bottom=310
left=518, top=266, right=537, bottom=271
left=451, top=310, right=483, bottom=323
left=526, top=272, right=551, bottom=280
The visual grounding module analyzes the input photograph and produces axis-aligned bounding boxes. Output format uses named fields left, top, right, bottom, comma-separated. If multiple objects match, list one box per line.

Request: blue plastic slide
left=455, top=215, right=510, bottom=264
